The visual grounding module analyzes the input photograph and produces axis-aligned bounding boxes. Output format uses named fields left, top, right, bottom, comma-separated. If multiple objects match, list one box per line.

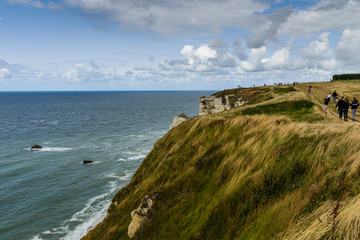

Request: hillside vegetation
left=84, top=81, right=360, bottom=240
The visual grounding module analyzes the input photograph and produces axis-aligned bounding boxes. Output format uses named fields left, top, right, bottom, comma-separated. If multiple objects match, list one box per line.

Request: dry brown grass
left=84, top=80, right=360, bottom=240
left=281, top=195, right=360, bottom=240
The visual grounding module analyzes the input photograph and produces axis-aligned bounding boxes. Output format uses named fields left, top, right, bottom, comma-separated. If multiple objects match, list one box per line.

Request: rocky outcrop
left=199, top=94, right=246, bottom=115
left=199, top=87, right=268, bottom=115
left=128, top=194, right=156, bottom=239
left=169, top=113, right=189, bottom=130
left=30, top=145, right=43, bottom=151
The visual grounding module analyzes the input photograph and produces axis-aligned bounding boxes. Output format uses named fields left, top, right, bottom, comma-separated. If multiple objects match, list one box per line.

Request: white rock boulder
left=169, top=113, right=189, bottom=130
left=128, top=195, right=156, bottom=239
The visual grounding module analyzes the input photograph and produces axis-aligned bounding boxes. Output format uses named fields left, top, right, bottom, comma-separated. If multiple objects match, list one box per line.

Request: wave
left=28, top=147, right=73, bottom=152
left=105, top=170, right=132, bottom=182
left=31, top=170, right=133, bottom=240
left=128, top=153, right=146, bottom=161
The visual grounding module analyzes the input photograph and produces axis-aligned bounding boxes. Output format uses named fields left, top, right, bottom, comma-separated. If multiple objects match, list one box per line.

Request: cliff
left=83, top=82, right=360, bottom=240
left=198, top=87, right=272, bottom=115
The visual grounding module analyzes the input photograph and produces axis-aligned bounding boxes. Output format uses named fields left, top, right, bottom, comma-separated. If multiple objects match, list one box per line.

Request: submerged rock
left=169, top=113, right=189, bottom=130
left=30, top=145, right=43, bottom=150
left=128, top=194, right=156, bottom=239
left=83, top=160, right=94, bottom=164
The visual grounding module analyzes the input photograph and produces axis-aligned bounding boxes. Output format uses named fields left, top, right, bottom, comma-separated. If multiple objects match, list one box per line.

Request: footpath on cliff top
left=83, top=80, right=360, bottom=240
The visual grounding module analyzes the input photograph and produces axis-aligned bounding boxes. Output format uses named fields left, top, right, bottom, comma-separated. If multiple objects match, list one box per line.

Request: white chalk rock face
left=169, top=113, right=189, bottom=130
left=128, top=195, right=155, bottom=239
left=199, top=94, right=246, bottom=115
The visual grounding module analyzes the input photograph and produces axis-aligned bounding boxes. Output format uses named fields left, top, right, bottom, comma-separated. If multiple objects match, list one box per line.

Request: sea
left=0, top=91, right=214, bottom=240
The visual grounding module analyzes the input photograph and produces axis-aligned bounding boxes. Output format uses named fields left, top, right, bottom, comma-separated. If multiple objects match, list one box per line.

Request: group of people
left=324, top=90, right=359, bottom=121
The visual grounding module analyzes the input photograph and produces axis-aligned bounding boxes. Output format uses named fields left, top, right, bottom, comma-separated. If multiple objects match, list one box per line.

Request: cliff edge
left=83, top=81, right=360, bottom=240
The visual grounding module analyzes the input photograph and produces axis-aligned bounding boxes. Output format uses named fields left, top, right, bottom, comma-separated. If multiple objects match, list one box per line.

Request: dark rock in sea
left=30, top=145, right=43, bottom=150
left=83, top=160, right=94, bottom=164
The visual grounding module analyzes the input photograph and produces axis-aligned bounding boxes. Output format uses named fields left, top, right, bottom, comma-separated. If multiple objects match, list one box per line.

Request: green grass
left=83, top=82, right=360, bottom=240
left=273, top=86, right=297, bottom=94
left=240, top=100, right=321, bottom=122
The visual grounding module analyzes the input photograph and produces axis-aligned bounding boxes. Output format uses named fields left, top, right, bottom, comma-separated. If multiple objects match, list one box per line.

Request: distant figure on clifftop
left=351, top=97, right=359, bottom=121
left=343, top=98, right=350, bottom=121
left=336, top=96, right=345, bottom=119
left=308, top=85, right=312, bottom=94
left=332, top=90, right=338, bottom=103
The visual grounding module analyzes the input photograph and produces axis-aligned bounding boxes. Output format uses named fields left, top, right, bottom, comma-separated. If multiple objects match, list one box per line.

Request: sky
left=0, top=0, right=360, bottom=91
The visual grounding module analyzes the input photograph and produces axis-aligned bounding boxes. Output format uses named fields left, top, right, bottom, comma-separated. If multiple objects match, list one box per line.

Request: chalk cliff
left=199, top=87, right=270, bottom=115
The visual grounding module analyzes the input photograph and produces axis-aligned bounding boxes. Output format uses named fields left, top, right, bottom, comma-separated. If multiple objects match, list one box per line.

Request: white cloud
left=61, top=62, right=115, bottom=83
left=263, top=47, right=290, bottom=69
left=11, top=0, right=268, bottom=36
left=195, top=45, right=217, bottom=64
left=241, top=47, right=267, bottom=72
left=280, top=0, right=360, bottom=36
left=336, top=29, right=360, bottom=64
left=180, top=44, right=217, bottom=66
left=300, top=32, right=331, bottom=61
left=0, top=68, right=11, bottom=79
left=7, top=0, right=45, bottom=8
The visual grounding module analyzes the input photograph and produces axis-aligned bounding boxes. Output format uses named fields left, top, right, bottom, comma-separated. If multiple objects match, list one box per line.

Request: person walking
left=332, top=90, right=338, bottom=103
left=350, top=97, right=359, bottom=121
left=343, top=98, right=350, bottom=121
left=327, top=93, right=331, bottom=103
left=324, top=97, right=329, bottom=114
left=308, top=85, right=312, bottom=94
left=336, top=96, right=345, bottom=119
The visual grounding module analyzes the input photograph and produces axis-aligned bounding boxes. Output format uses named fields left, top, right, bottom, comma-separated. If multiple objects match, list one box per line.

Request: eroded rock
left=128, top=194, right=156, bottom=239
left=30, top=145, right=43, bottom=151
left=169, top=113, right=189, bottom=130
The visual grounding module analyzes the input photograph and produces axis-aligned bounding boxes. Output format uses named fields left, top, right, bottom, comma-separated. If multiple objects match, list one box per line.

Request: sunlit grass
left=83, top=81, right=360, bottom=240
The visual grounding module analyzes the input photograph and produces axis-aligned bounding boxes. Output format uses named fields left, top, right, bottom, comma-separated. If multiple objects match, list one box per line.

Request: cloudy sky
left=0, top=0, right=359, bottom=91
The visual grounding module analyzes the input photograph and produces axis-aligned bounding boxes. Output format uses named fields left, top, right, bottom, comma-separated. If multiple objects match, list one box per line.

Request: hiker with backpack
left=324, top=97, right=329, bottom=114
left=332, top=90, right=338, bottom=103
left=350, top=97, right=359, bottom=121
left=336, top=96, right=345, bottom=119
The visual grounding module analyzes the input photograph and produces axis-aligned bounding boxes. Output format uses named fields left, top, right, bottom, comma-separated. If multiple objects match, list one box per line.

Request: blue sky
left=0, top=0, right=360, bottom=91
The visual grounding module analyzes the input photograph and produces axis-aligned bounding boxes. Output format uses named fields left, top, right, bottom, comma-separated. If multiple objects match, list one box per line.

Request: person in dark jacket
left=336, top=96, right=345, bottom=119
left=343, top=98, right=350, bottom=121
left=350, top=97, right=359, bottom=121
left=332, top=90, right=338, bottom=103
left=324, top=97, right=329, bottom=114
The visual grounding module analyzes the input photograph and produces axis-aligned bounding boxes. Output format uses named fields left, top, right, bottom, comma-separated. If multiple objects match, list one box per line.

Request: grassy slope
left=83, top=81, right=360, bottom=240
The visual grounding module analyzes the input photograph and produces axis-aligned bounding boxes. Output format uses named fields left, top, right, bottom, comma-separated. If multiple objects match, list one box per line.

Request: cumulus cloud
left=301, top=32, right=331, bottom=60
left=181, top=44, right=217, bottom=66
left=240, top=47, right=267, bottom=71
left=336, top=29, right=360, bottom=64
left=280, top=0, right=360, bottom=36
left=263, top=47, right=290, bottom=70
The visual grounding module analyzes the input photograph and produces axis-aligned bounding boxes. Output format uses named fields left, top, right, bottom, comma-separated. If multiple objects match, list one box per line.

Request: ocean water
left=0, top=91, right=214, bottom=240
